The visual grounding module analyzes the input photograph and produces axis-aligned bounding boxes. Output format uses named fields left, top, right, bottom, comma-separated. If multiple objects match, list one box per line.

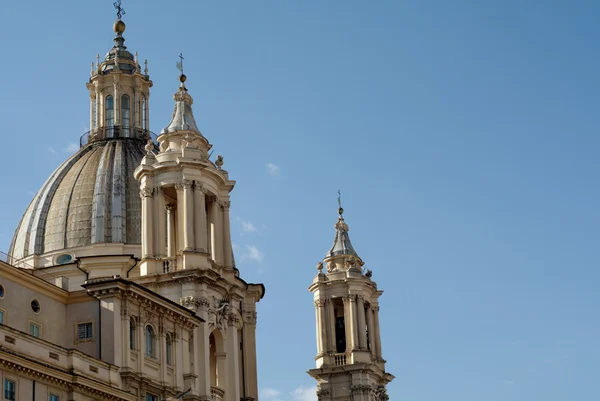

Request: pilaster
left=225, top=315, right=241, bottom=401
left=194, top=183, right=207, bottom=253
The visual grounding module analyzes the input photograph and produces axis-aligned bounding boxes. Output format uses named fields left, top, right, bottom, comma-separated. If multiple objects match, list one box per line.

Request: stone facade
left=1, top=9, right=264, bottom=401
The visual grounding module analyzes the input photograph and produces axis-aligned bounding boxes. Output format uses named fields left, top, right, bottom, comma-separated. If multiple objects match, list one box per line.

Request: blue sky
left=1, top=1, right=599, bottom=400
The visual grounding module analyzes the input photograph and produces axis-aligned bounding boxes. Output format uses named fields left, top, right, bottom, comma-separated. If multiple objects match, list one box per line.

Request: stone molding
left=0, top=358, right=134, bottom=401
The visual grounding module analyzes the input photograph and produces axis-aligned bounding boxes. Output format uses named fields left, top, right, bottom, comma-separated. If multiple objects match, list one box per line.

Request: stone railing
left=211, top=386, right=225, bottom=401
left=333, top=352, right=347, bottom=366
left=161, top=257, right=177, bottom=273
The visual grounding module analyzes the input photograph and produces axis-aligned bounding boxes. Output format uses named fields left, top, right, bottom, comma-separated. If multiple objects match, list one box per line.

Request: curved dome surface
left=9, top=139, right=145, bottom=261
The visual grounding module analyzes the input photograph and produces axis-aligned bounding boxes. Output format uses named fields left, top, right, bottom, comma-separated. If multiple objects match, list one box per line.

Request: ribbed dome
left=9, top=139, right=146, bottom=261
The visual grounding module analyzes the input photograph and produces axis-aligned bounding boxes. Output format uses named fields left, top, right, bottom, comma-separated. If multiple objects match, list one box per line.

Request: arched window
left=129, top=317, right=136, bottom=350
left=166, top=333, right=173, bottom=365
left=105, top=95, right=114, bottom=131
left=121, top=94, right=130, bottom=137
left=145, top=325, right=155, bottom=357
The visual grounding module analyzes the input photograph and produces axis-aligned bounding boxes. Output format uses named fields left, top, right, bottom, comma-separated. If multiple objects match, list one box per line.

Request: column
left=366, top=304, right=375, bottom=356
left=159, top=319, right=167, bottom=383
left=183, top=180, right=194, bottom=251
left=342, top=297, right=352, bottom=353
left=210, top=198, right=224, bottom=265
left=113, top=79, right=119, bottom=126
left=133, top=83, right=138, bottom=129
left=112, top=298, right=122, bottom=367
left=95, top=86, right=100, bottom=129
left=156, top=188, right=166, bottom=256
left=373, top=306, right=382, bottom=358
left=315, top=300, right=326, bottom=355
left=327, top=299, right=336, bottom=352
left=357, top=296, right=367, bottom=350
left=221, top=201, right=233, bottom=267
left=89, top=93, right=94, bottom=130
left=137, top=317, right=144, bottom=374
left=140, top=186, right=154, bottom=258
left=192, top=327, right=201, bottom=394
left=225, top=320, right=241, bottom=401
left=242, top=310, right=258, bottom=400
left=182, top=329, right=191, bottom=374
left=145, top=93, right=150, bottom=131
left=175, top=328, right=184, bottom=390
left=349, top=296, right=359, bottom=351
left=176, top=184, right=185, bottom=253
left=121, top=305, right=131, bottom=369
left=194, top=183, right=207, bottom=252
left=166, top=204, right=176, bottom=258
left=196, top=300, right=211, bottom=398
left=314, top=301, right=322, bottom=355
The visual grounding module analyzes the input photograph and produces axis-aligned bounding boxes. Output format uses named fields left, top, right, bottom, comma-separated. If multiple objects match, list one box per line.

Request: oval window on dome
left=55, top=254, right=73, bottom=265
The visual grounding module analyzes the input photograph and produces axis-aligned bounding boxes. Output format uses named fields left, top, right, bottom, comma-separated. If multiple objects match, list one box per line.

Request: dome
left=9, top=138, right=146, bottom=262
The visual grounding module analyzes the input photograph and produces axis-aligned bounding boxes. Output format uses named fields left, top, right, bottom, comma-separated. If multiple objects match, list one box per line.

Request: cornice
left=0, top=348, right=135, bottom=401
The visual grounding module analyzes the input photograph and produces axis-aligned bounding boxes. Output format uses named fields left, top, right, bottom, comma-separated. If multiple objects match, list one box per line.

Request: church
left=0, top=5, right=393, bottom=401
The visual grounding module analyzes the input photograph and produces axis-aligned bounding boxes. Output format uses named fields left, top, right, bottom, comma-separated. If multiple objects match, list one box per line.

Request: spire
left=101, top=0, right=136, bottom=73
left=161, top=58, right=202, bottom=135
left=326, top=191, right=358, bottom=258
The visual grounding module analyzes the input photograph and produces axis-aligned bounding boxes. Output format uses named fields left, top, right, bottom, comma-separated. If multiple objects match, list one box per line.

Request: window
left=0, top=284, right=4, bottom=298
left=31, top=299, right=40, bottom=313
left=77, top=322, right=93, bottom=340
left=49, top=394, right=59, bottom=401
left=145, top=325, right=155, bottom=357
left=105, top=95, right=114, bottom=129
left=130, top=317, right=136, bottom=350
left=0, top=310, right=4, bottom=325
left=55, top=254, right=73, bottom=265
left=145, top=395, right=158, bottom=401
left=121, top=94, right=130, bottom=136
left=30, top=322, right=41, bottom=338
left=4, top=379, right=15, bottom=401
left=166, top=333, right=173, bottom=365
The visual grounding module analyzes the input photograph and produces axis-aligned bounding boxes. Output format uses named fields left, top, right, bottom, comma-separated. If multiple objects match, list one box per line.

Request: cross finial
left=176, top=53, right=185, bottom=74
left=114, top=0, right=125, bottom=20
left=337, top=190, right=344, bottom=216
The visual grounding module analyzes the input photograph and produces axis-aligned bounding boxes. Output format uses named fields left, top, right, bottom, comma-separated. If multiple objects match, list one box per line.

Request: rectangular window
left=4, top=379, right=15, bottom=401
left=30, top=322, right=41, bottom=338
left=0, top=310, right=4, bottom=325
left=145, top=395, right=158, bottom=401
left=49, top=394, right=59, bottom=401
left=77, top=322, right=93, bottom=340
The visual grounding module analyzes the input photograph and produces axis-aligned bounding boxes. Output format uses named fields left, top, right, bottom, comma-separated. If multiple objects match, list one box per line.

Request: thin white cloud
left=238, top=218, right=257, bottom=233
left=260, top=388, right=282, bottom=400
left=48, top=147, right=57, bottom=155
left=65, top=143, right=79, bottom=153
left=266, top=162, right=281, bottom=176
left=292, top=386, right=317, bottom=401
left=241, top=245, right=264, bottom=263
left=260, top=386, right=317, bottom=401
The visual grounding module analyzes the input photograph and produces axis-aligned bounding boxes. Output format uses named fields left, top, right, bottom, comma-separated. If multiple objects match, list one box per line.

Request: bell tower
left=134, top=71, right=235, bottom=275
left=308, top=199, right=394, bottom=401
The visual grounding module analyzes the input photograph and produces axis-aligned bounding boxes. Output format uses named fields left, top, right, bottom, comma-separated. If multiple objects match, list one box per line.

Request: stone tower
left=308, top=204, right=394, bottom=401
left=133, top=72, right=264, bottom=401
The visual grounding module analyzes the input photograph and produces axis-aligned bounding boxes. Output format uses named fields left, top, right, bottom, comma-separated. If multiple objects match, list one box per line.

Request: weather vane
left=114, top=0, right=125, bottom=20
left=176, top=53, right=185, bottom=74
left=337, top=190, right=344, bottom=216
